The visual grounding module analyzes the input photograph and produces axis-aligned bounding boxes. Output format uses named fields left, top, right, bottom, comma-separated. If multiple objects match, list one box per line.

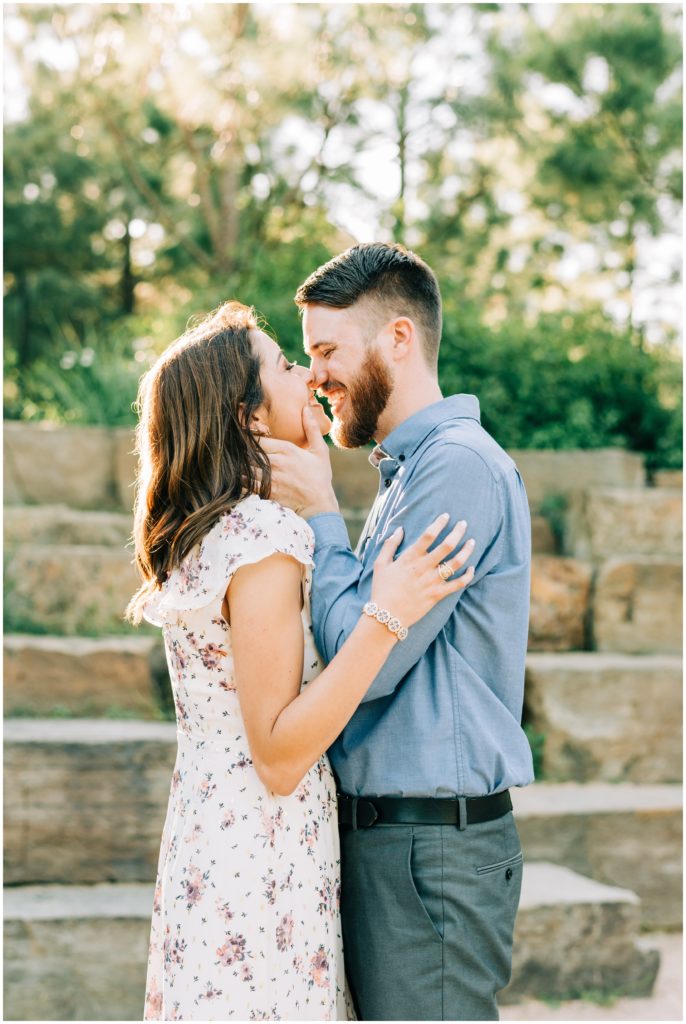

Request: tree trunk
left=393, top=85, right=409, bottom=245
left=121, top=222, right=135, bottom=315
left=16, top=271, right=32, bottom=368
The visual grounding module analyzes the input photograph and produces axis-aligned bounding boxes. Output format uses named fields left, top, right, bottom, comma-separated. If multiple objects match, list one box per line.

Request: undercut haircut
left=294, top=243, right=442, bottom=370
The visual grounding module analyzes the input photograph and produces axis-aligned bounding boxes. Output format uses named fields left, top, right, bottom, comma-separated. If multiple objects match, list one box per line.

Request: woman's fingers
left=375, top=526, right=404, bottom=567
left=407, top=512, right=451, bottom=556
left=436, top=538, right=476, bottom=583
left=443, top=563, right=475, bottom=592
left=427, top=518, right=469, bottom=564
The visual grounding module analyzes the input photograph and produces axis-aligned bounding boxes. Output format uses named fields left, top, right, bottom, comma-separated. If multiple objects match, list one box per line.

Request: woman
left=127, top=301, right=475, bottom=1021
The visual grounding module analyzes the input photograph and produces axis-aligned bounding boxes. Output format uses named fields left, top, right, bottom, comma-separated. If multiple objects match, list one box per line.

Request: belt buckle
left=350, top=796, right=379, bottom=830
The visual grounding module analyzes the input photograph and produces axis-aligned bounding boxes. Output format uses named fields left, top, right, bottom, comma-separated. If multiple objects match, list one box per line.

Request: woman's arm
left=229, top=516, right=474, bottom=795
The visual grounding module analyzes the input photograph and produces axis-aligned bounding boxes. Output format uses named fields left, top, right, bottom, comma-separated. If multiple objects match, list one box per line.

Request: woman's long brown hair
left=126, top=301, right=271, bottom=624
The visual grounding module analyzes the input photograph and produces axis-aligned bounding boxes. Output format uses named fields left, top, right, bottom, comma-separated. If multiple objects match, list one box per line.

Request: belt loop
left=351, top=796, right=359, bottom=831
left=457, top=796, right=468, bottom=831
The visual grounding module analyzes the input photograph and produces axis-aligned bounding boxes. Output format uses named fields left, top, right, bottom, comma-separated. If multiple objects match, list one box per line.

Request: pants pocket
left=407, top=829, right=444, bottom=942
left=475, top=849, right=523, bottom=876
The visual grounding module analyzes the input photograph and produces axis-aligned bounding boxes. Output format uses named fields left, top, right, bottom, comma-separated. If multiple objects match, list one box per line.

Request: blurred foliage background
left=4, top=2, right=683, bottom=467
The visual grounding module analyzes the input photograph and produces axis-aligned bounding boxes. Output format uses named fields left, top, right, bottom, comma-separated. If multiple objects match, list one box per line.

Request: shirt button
left=505, top=867, right=513, bottom=881
left=384, top=479, right=391, bottom=488
left=398, top=454, right=405, bottom=462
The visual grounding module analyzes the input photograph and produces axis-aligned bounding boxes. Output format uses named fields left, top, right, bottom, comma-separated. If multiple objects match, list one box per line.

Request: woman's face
left=249, top=329, right=331, bottom=446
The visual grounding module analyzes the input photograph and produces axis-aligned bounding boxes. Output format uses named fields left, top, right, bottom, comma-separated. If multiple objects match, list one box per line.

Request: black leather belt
left=338, top=791, right=512, bottom=830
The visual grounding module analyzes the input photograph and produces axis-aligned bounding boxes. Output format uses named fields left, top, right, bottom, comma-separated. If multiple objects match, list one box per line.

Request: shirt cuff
left=307, top=512, right=352, bottom=550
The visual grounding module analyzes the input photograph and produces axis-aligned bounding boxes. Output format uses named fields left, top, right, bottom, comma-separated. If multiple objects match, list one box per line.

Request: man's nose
left=308, top=360, right=328, bottom=390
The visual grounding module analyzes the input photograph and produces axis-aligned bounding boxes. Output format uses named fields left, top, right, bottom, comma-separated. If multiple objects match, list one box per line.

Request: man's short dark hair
left=294, top=242, right=442, bottom=370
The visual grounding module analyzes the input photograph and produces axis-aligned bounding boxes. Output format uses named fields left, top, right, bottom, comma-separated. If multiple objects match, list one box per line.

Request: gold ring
left=438, top=562, right=452, bottom=582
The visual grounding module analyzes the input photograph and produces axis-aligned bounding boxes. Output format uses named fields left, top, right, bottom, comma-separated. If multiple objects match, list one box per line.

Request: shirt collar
left=368, top=394, right=480, bottom=469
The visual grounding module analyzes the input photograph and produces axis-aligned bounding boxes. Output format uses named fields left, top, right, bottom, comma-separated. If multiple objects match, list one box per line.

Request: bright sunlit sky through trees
left=4, top=2, right=682, bottom=345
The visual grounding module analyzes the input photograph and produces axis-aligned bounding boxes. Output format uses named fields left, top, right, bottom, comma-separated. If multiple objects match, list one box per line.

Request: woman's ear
left=239, top=402, right=271, bottom=437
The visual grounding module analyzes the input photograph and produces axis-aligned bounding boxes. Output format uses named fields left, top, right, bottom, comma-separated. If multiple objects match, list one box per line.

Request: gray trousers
left=339, top=811, right=523, bottom=1021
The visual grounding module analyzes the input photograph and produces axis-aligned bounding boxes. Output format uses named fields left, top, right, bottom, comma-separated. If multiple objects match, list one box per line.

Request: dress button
left=505, top=867, right=513, bottom=881
left=398, top=454, right=405, bottom=462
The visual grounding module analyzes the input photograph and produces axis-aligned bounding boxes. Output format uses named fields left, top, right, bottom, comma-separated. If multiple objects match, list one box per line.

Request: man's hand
left=260, top=406, right=340, bottom=519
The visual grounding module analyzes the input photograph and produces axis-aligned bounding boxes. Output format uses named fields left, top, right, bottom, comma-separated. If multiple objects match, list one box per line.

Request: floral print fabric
left=142, top=494, right=353, bottom=1021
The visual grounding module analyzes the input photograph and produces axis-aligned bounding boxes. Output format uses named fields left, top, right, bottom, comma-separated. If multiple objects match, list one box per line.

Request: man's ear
left=391, top=317, right=416, bottom=359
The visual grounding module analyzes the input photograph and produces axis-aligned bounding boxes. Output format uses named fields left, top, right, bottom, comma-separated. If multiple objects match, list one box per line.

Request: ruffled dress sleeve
left=142, top=494, right=315, bottom=627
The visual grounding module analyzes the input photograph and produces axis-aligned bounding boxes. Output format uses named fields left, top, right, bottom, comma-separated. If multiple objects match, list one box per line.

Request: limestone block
left=4, top=505, right=133, bottom=548
left=513, top=782, right=683, bottom=930
left=507, top=449, right=645, bottom=511
left=4, top=634, right=164, bottom=717
left=4, top=422, right=118, bottom=510
left=3, top=883, right=152, bottom=1021
left=529, top=557, right=592, bottom=651
left=653, top=469, right=683, bottom=489
left=502, top=863, right=659, bottom=1003
left=593, top=558, right=682, bottom=654
left=565, top=488, right=682, bottom=560
left=524, top=652, right=682, bottom=783
left=4, top=719, right=176, bottom=884
left=5, top=543, right=141, bottom=635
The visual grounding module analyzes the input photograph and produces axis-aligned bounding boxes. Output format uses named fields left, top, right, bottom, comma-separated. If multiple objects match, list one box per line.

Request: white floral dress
left=142, top=494, right=353, bottom=1021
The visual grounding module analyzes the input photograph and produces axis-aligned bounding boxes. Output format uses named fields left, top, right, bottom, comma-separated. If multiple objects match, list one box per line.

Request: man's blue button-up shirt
left=308, top=394, right=535, bottom=797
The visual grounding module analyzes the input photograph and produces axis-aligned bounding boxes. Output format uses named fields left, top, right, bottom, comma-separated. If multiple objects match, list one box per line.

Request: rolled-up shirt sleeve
left=308, top=441, right=505, bottom=703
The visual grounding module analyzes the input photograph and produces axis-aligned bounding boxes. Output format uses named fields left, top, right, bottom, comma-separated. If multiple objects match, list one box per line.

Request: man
left=263, top=242, right=534, bottom=1021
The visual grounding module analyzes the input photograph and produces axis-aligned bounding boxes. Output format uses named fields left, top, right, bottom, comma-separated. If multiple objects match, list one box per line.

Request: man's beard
left=329, top=347, right=394, bottom=450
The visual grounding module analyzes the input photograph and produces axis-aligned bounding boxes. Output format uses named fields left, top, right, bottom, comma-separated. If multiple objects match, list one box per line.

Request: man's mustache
left=316, top=382, right=346, bottom=400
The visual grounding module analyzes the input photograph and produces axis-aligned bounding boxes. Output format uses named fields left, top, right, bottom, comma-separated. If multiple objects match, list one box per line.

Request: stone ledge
left=524, top=652, right=682, bottom=783
left=5, top=543, right=141, bottom=635
left=3, top=866, right=658, bottom=1018
left=565, top=488, right=682, bottom=560
left=504, top=863, right=659, bottom=1003
left=507, top=449, right=645, bottom=510
left=512, top=782, right=683, bottom=930
left=529, top=556, right=592, bottom=651
left=593, top=557, right=682, bottom=654
left=4, top=634, right=165, bottom=717
left=4, top=505, right=133, bottom=547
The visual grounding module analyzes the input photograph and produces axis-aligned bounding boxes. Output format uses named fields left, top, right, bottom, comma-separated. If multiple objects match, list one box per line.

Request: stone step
left=4, top=634, right=166, bottom=717
left=3, top=883, right=151, bottom=1021
left=5, top=500, right=558, bottom=558
left=565, top=487, right=682, bottom=560
left=7, top=422, right=647, bottom=514
left=525, top=652, right=682, bottom=784
left=529, top=555, right=592, bottom=651
left=5, top=536, right=582, bottom=647
left=3, top=864, right=658, bottom=1019
left=4, top=505, right=133, bottom=547
left=502, top=863, right=659, bottom=1003
left=4, top=719, right=176, bottom=885
left=592, top=557, right=682, bottom=654
left=4, top=543, right=143, bottom=635
left=512, top=782, right=683, bottom=930
left=653, top=469, right=683, bottom=489
left=508, top=448, right=646, bottom=510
